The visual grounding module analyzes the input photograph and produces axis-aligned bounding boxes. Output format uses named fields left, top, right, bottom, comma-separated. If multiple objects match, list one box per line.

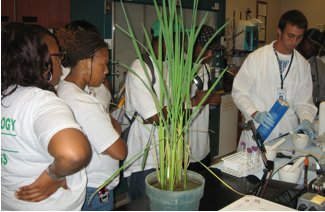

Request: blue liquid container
left=257, top=99, right=290, bottom=141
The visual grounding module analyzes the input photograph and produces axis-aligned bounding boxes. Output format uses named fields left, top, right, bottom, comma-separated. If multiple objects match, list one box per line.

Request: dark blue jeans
left=82, top=187, right=114, bottom=211
left=126, top=168, right=155, bottom=203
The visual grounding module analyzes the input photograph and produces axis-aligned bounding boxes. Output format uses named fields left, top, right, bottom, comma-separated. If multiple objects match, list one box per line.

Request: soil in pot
left=150, top=179, right=200, bottom=191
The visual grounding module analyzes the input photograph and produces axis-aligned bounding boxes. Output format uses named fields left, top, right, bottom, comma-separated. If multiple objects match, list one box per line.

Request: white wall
left=225, top=0, right=325, bottom=46
left=281, top=0, right=325, bottom=31
left=225, top=0, right=282, bottom=45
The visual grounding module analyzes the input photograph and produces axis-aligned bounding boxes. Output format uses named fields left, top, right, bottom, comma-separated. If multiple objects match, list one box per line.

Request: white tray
left=220, top=195, right=296, bottom=211
left=221, top=151, right=264, bottom=178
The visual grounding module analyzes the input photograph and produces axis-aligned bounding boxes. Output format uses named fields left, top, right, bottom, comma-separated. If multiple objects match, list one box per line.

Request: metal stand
left=238, top=120, right=274, bottom=197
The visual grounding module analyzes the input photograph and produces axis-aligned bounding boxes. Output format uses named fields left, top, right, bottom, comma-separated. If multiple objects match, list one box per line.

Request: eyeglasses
left=50, top=52, right=65, bottom=60
left=44, top=68, right=52, bottom=83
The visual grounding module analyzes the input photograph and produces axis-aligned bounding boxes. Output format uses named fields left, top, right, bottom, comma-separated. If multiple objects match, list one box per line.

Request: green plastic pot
left=145, top=170, right=205, bottom=211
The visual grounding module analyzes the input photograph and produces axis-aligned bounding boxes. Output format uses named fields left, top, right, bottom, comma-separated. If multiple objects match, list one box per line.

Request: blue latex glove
left=293, top=120, right=314, bottom=142
left=254, top=111, right=275, bottom=129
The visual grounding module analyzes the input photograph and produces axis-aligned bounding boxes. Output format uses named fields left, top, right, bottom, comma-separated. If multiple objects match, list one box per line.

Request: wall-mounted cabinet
left=1, top=0, right=70, bottom=29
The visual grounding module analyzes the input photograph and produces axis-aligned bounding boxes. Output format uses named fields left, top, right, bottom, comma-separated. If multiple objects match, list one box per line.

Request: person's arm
left=315, top=60, right=325, bottom=114
left=191, top=89, right=212, bottom=107
left=295, top=63, right=317, bottom=123
left=251, top=111, right=258, bottom=119
left=143, top=107, right=168, bottom=125
left=110, top=115, right=122, bottom=136
left=102, top=137, right=127, bottom=160
left=15, top=128, right=92, bottom=202
left=103, top=115, right=128, bottom=160
left=231, top=53, right=259, bottom=120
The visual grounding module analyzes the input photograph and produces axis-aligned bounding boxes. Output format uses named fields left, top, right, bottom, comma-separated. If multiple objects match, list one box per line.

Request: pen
left=303, top=158, right=309, bottom=186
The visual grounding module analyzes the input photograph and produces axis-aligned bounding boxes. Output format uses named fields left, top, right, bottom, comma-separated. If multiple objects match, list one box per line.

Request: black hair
left=55, top=28, right=108, bottom=69
left=65, top=20, right=101, bottom=36
left=278, top=10, right=308, bottom=32
left=30, top=24, right=59, bottom=46
left=1, top=22, right=55, bottom=101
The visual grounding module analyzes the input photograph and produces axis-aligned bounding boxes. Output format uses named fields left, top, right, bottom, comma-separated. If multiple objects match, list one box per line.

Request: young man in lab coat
left=297, top=28, right=325, bottom=111
left=187, top=25, right=223, bottom=173
left=232, top=10, right=317, bottom=150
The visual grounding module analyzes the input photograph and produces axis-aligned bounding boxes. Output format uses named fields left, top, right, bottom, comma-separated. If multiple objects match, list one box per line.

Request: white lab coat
left=232, top=41, right=317, bottom=150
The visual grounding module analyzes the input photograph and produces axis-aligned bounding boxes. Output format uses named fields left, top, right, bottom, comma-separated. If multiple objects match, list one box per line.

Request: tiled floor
left=113, top=152, right=234, bottom=209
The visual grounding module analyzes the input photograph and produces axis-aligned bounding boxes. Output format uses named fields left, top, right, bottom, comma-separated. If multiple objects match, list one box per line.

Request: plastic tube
left=257, top=99, right=290, bottom=140
left=267, top=138, right=286, bottom=151
left=240, top=142, right=246, bottom=152
left=252, top=146, right=259, bottom=163
left=247, top=148, right=252, bottom=165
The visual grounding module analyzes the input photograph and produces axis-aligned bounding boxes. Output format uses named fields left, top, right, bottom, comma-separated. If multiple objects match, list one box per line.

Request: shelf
left=231, top=49, right=253, bottom=53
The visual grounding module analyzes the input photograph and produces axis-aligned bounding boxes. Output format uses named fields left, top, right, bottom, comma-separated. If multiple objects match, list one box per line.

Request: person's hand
left=15, top=170, right=68, bottom=202
left=192, top=89, right=211, bottom=107
left=254, top=111, right=274, bottom=129
left=208, top=93, right=221, bottom=106
left=293, top=120, right=314, bottom=142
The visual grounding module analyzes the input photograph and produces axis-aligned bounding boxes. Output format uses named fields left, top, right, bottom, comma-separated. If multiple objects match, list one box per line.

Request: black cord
left=271, top=156, right=305, bottom=178
left=271, top=154, right=325, bottom=178
left=307, top=155, right=325, bottom=175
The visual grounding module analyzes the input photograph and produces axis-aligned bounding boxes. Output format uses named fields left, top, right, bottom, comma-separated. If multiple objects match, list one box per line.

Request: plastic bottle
left=257, top=99, right=290, bottom=141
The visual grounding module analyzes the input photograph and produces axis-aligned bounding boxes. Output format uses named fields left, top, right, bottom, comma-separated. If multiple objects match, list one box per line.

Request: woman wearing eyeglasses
left=1, top=22, right=92, bottom=210
left=55, top=27, right=127, bottom=211
left=29, top=24, right=65, bottom=86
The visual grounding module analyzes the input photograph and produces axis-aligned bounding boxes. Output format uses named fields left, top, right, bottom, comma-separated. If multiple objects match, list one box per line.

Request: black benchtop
left=114, top=168, right=261, bottom=211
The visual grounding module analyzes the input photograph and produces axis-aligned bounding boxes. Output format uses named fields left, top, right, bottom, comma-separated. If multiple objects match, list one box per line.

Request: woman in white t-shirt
left=1, top=22, right=92, bottom=210
left=55, top=26, right=127, bottom=211
left=58, top=20, right=113, bottom=111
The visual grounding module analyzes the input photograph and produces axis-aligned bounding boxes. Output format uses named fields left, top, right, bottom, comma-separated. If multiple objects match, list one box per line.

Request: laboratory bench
left=114, top=134, right=323, bottom=211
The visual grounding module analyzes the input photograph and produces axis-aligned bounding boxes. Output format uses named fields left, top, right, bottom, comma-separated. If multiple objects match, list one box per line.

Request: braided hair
left=55, top=28, right=108, bottom=69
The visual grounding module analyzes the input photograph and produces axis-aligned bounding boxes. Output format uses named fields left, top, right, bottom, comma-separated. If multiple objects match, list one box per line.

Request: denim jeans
left=126, top=168, right=155, bottom=203
left=82, top=187, right=114, bottom=211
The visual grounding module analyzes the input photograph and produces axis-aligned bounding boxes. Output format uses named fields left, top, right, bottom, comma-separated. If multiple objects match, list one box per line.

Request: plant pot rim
left=145, top=170, right=205, bottom=192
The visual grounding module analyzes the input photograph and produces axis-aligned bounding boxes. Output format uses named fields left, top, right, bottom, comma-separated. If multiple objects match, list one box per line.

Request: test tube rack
left=221, top=151, right=264, bottom=178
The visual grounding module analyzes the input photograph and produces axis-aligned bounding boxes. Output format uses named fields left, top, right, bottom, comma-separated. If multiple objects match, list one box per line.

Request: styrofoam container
left=292, top=133, right=309, bottom=149
left=264, top=145, right=277, bottom=161
left=278, top=164, right=302, bottom=184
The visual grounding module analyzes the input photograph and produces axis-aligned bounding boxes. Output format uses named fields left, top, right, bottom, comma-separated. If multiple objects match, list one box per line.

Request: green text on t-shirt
left=1, top=117, right=16, bottom=135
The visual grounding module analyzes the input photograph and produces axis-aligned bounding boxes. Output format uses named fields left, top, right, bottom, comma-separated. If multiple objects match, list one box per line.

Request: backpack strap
left=125, top=111, right=138, bottom=125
